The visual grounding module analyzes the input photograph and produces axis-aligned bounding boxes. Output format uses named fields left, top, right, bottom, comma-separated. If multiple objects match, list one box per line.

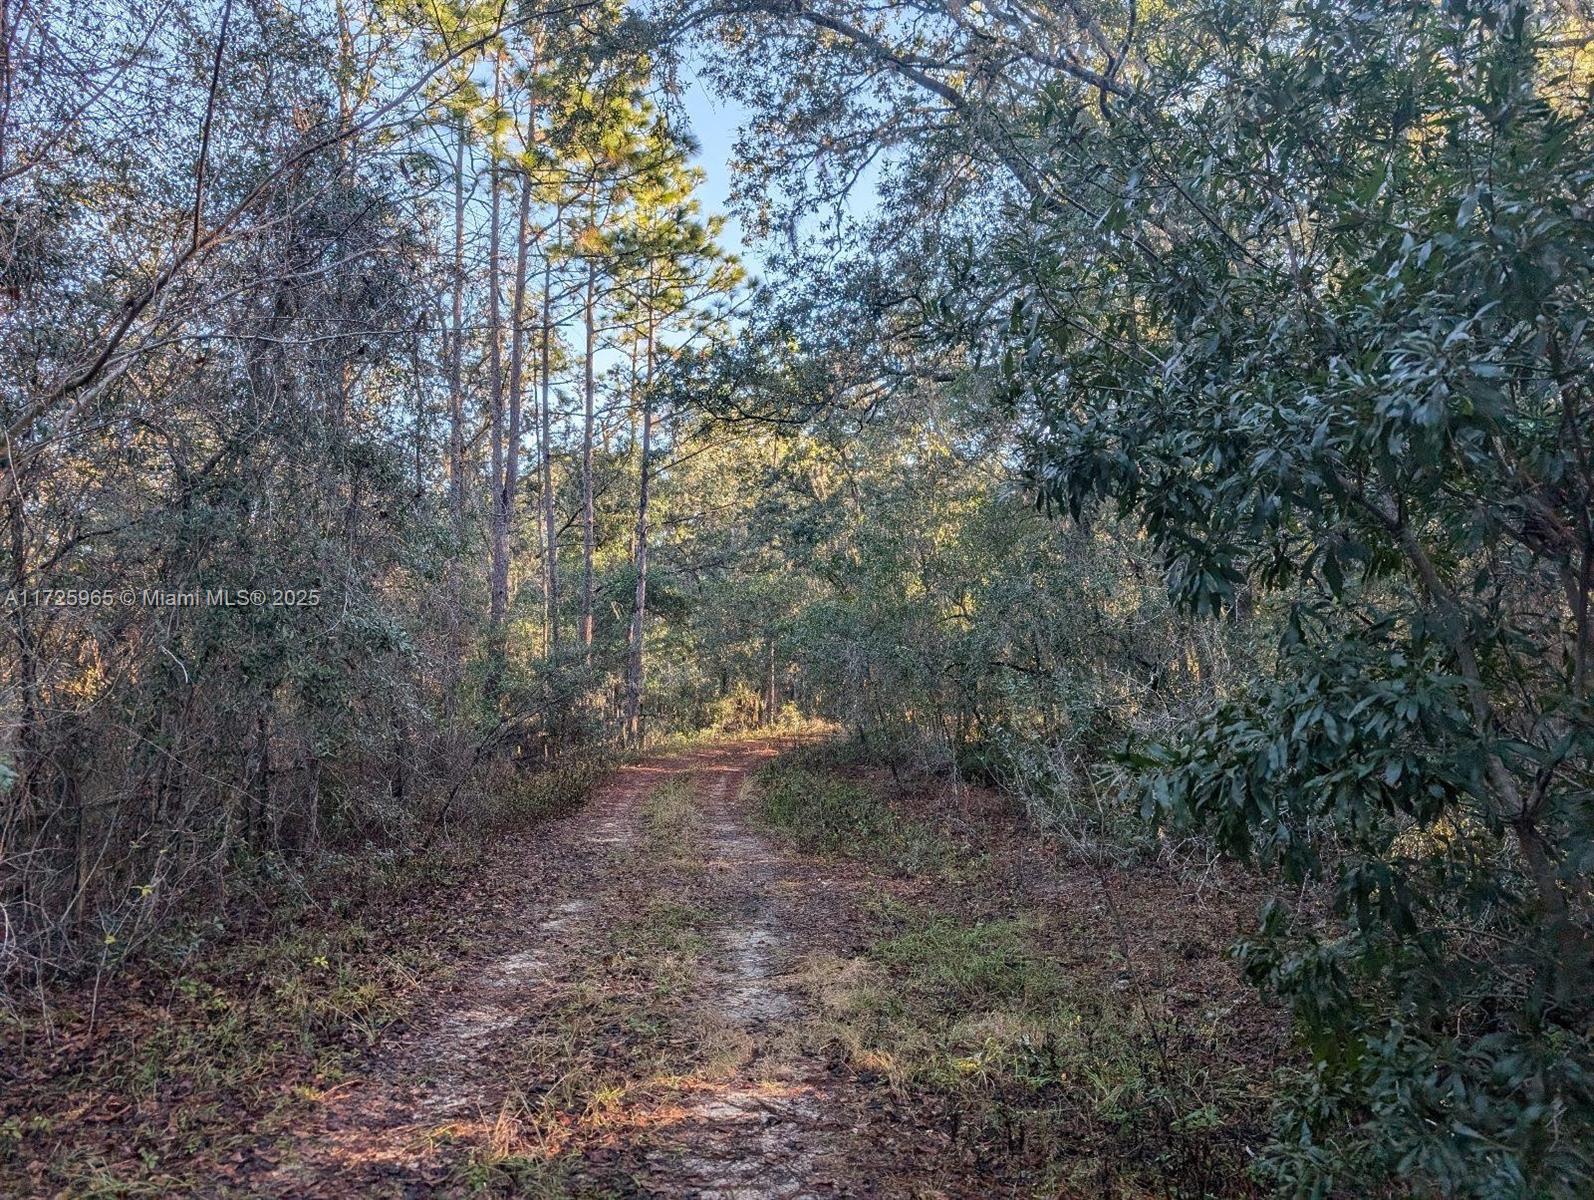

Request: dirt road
left=8, top=734, right=1284, bottom=1198
left=266, top=739, right=907, bottom=1198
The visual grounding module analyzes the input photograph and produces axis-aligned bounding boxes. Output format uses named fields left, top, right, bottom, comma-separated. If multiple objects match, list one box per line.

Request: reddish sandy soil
left=260, top=739, right=907, bottom=1197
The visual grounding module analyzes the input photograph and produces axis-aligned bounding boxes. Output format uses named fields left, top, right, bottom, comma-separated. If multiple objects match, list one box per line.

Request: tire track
left=262, top=749, right=715, bottom=1195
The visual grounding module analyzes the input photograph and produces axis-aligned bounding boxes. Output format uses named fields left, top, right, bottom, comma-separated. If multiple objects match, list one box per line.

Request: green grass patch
left=613, top=898, right=709, bottom=966
left=752, top=762, right=952, bottom=874
left=873, top=914, right=1066, bottom=1011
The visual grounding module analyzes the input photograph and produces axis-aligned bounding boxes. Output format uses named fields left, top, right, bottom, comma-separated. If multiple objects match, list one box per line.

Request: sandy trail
left=263, top=739, right=877, bottom=1199
left=640, top=751, right=845, bottom=1199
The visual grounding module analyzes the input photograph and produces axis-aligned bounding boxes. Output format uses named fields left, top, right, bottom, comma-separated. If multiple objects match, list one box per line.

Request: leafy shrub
left=476, top=755, right=609, bottom=832
left=1009, top=6, right=1594, bottom=1191
left=705, top=683, right=764, bottom=732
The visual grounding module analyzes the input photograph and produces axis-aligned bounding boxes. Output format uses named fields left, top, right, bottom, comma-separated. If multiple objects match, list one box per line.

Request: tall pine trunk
left=623, top=295, right=655, bottom=746
left=484, top=58, right=507, bottom=692
left=490, top=169, right=532, bottom=693
left=579, top=257, right=596, bottom=657
left=538, top=237, right=559, bottom=655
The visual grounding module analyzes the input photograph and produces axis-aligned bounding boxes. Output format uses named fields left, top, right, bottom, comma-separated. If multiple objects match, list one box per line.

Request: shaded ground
left=6, top=739, right=1285, bottom=1197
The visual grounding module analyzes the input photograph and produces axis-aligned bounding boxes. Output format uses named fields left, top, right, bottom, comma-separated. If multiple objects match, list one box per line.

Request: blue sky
left=678, top=67, right=760, bottom=279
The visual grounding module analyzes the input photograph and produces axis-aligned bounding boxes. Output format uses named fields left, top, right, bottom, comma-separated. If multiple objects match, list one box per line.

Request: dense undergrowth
left=755, top=758, right=957, bottom=876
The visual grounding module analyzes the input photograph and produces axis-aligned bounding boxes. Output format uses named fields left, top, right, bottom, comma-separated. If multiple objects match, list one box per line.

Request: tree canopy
left=3, top=1, right=1592, bottom=1195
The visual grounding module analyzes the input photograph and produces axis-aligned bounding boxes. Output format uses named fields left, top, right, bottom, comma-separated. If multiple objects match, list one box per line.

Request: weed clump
left=753, top=762, right=951, bottom=874
left=478, top=755, right=609, bottom=831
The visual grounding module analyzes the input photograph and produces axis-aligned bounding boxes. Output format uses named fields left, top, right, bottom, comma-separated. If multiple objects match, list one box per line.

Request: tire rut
left=263, top=750, right=706, bottom=1194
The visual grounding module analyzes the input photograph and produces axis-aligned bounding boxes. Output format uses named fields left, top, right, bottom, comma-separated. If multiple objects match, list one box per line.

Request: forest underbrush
left=752, top=743, right=1291, bottom=1197
left=0, top=754, right=610, bottom=1198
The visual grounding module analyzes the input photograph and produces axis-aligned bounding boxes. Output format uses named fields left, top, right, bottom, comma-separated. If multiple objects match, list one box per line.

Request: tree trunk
left=579, top=257, right=597, bottom=656
left=623, top=297, right=655, bottom=746
left=765, top=639, right=777, bottom=726
left=483, top=56, right=509, bottom=695
left=538, top=235, right=559, bottom=655
left=250, top=705, right=272, bottom=845
left=443, top=112, right=468, bottom=716
left=7, top=489, right=42, bottom=808
left=490, top=168, right=531, bottom=696
left=0, top=0, right=14, bottom=181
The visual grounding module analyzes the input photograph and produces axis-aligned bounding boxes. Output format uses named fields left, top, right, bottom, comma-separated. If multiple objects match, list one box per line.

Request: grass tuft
left=752, top=762, right=952, bottom=874
left=479, top=754, right=609, bottom=831
left=642, top=777, right=700, bottom=847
